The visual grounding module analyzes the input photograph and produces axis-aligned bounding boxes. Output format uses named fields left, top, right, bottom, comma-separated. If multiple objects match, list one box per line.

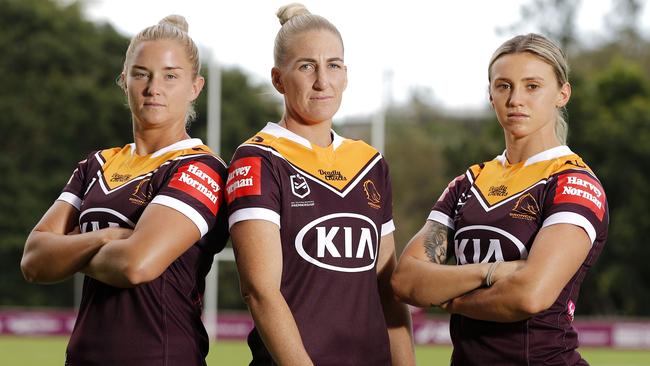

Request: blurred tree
left=497, top=0, right=581, bottom=50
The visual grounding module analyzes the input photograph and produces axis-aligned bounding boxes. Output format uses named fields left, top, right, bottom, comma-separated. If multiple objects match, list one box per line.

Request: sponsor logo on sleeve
left=168, top=161, right=223, bottom=215
left=363, top=179, right=381, bottom=209
left=225, top=157, right=262, bottom=204
left=554, top=173, right=606, bottom=220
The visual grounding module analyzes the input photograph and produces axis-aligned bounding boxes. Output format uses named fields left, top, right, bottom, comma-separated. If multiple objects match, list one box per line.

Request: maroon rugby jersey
left=429, top=146, right=608, bottom=366
left=57, top=139, right=228, bottom=366
left=227, top=123, right=394, bottom=366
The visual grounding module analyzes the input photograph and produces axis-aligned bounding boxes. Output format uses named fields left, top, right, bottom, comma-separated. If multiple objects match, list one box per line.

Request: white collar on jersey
left=495, top=145, right=575, bottom=167
left=128, top=138, right=204, bottom=158
left=261, top=122, right=345, bottom=150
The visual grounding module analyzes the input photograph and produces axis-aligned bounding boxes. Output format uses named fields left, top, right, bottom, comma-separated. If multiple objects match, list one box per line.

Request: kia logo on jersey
left=290, top=174, right=310, bottom=198
left=295, top=213, right=378, bottom=272
left=453, top=225, right=529, bottom=264
left=79, top=207, right=136, bottom=232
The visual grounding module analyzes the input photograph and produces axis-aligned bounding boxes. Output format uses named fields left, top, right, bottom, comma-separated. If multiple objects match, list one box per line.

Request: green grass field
left=1, top=336, right=649, bottom=365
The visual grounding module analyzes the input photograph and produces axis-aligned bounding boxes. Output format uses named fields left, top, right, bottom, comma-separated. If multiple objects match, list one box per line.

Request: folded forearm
left=393, top=257, right=487, bottom=307
left=21, top=230, right=107, bottom=283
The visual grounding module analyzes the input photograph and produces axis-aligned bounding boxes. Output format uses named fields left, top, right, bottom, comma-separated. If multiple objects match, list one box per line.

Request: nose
left=313, top=67, right=330, bottom=91
left=144, top=75, right=162, bottom=96
left=507, top=86, right=524, bottom=107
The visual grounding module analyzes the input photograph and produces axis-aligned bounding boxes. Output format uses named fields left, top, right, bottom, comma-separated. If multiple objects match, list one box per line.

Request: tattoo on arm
left=423, top=221, right=449, bottom=264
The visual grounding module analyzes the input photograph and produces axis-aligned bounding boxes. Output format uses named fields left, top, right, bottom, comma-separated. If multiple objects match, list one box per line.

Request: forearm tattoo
left=423, top=221, right=449, bottom=264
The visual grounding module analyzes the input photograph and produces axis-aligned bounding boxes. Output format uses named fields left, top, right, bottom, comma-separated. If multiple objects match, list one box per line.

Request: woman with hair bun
left=21, top=15, right=229, bottom=366
left=226, top=3, right=415, bottom=365
left=392, top=33, right=609, bottom=365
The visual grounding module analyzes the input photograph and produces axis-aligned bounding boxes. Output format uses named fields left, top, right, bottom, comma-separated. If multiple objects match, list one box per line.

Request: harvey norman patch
left=554, top=173, right=606, bottom=220
left=168, top=161, right=223, bottom=215
left=226, top=157, right=262, bottom=204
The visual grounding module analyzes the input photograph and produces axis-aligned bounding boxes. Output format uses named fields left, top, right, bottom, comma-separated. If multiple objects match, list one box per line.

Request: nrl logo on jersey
left=290, top=174, right=310, bottom=198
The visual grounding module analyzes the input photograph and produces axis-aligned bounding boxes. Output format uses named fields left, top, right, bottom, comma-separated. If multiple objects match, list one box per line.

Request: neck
left=132, top=121, right=190, bottom=155
left=504, top=130, right=561, bottom=164
left=280, top=115, right=333, bottom=148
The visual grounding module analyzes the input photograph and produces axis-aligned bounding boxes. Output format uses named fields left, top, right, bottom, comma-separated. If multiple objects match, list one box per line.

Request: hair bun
left=277, top=3, right=311, bottom=25
left=159, top=14, right=189, bottom=33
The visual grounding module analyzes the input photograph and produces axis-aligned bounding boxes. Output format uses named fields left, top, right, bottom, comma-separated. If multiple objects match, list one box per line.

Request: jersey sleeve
left=427, top=171, right=471, bottom=230
left=379, top=157, right=395, bottom=237
left=225, top=145, right=282, bottom=229
left=541, top=170, right=608, bottom=245
left=151, top=155, right=227, bottom=238
left=57, top=151, right=98, bottom=210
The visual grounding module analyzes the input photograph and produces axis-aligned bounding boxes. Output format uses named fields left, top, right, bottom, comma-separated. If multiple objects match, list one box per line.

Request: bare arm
left=391, top=220, right=520, bottom=307
left=21, top=201, right=131, bottom=283
left=81, top=203, right=201, bottom=288
left=446, top=224, right=591, bottom=322
left=377, top=233, right=415, bottom=366
left=232, top=220, right=313, bottom=366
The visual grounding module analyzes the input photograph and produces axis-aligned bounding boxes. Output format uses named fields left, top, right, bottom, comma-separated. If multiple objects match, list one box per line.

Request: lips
left=507, top=112, right=529, bottom=119
left=310, top=95, right=333, bottom=101
left=144, top=102, right=165, bottom=107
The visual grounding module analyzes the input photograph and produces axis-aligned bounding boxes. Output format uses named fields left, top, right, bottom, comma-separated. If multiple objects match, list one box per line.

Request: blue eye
left=299, top=63, right=315, bottom=71
left=328, top=63, right=342, bottom=69
left=165, top=74, right=177, bottom=80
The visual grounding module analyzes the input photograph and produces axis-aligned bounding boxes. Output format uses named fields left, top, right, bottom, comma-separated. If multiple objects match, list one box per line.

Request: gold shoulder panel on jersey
left=248, top=133, right=380, bottom=191
left=473, top=154, right=591, bottom=206
left=98, top=147, right=121, bottom=163
left=468, top=164, right=483, bottom=180
left=554, top=154, right=595, bottom=176
left=101, top=145, right=212, bottom=190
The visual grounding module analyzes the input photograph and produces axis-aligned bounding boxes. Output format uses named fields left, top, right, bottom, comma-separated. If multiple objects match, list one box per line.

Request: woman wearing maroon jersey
left=392, top=34, right=608, bottom=365
left=21, top=15, right=228, bottom=366
left=226, top=3, right=414, bottom=366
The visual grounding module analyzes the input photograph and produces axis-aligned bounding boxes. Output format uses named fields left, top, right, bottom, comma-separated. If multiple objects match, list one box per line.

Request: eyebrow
left=131, top=65, right=184, bottom=71
left=493, top=76, right=545, bottom=82
left=294, top=57, right=344, bottom=63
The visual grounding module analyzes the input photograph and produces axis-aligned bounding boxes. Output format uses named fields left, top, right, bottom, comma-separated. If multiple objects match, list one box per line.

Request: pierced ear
left=271, top=67, right=285, bottom=94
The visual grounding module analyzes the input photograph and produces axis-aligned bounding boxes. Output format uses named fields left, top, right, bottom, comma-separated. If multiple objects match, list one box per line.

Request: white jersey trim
left=542, top=212, right=596, bottom=245
left=261, top=122, right=345, bottom=151
left=229, top=207, right=281, bottom=230
left=381, top=219, right=395, bottom=236
left=151, top=195, right=209, bottom=237
left=127, top=138, right=205, bottom=158
left=494, top=145, right=575, bottom=167
left=427, top=210, right=454, bottom=229
left=57, top=192, right=82, bottom=210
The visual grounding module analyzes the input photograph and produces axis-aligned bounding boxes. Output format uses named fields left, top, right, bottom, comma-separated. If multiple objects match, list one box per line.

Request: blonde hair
left=274, top=3, right=344, bottom=67
left=118, top=15, right=201, bottom=123
left=488, top=33, right=570, bottom=144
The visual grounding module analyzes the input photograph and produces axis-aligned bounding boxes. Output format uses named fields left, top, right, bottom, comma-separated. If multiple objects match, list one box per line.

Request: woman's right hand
left=489, top=260, right=525, bottom=285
